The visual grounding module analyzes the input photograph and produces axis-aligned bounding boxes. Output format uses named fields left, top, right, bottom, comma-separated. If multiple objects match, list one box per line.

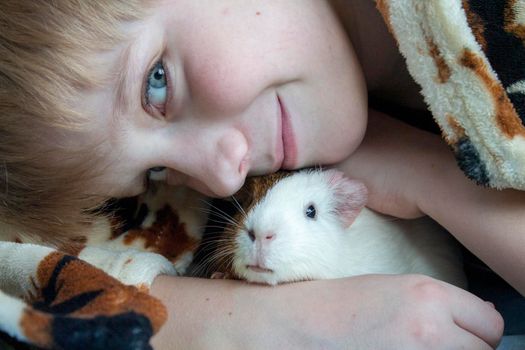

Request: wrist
left=150, top=275, right=279, bottom=349
left=150, top=276, right=235, bottom=349
left=412, top=136, right=468, bottom=218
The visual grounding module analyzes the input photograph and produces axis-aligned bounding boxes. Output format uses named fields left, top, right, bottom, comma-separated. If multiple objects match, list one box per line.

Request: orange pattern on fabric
left=460, top=49, right=525, bottom=138
left=462, top=0, right=488, bottom=50
left=34, top=252, right=167, bottom=332
left=20, top=308, right=53, bottom=348
left=426, top=37, right=452, bottom=83
left=445, top=114, right=467, bottom=145
left=504, top=0, right=525, bottom=41
left=375, top=0, right=397, bottom=40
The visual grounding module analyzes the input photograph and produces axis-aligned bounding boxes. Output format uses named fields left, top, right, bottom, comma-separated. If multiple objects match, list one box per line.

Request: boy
left=1, top=0, right=514, bottom=348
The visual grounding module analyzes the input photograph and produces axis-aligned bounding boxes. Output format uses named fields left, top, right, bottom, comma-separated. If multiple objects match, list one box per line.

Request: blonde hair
left=0, top=0, right=146, bottom=241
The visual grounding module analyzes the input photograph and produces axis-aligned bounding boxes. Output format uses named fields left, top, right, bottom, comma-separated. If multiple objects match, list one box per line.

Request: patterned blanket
left=378, top=0, right=525, bottom=189
left=0, top=184, right=210, bottom=350
left=1, top=0, right=525, bottom=349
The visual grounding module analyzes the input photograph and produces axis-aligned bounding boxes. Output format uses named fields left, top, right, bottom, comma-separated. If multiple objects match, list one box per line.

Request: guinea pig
left=200, top=168, right=467, bottom=288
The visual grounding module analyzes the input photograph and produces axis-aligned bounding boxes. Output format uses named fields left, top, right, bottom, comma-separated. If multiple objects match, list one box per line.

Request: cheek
left=185, top=56, right=257, bottom=112
left=178, top=7, right=300, bottom=113
left=331, top=111, right=368, bottom=160
left=298, top=107, right=368, bottom=166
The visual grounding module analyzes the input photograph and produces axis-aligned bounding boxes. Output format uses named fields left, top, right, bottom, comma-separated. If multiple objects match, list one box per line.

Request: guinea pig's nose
left=247, top=230, right=276, bottom=242
left=264, top=232, right=275, bottom=241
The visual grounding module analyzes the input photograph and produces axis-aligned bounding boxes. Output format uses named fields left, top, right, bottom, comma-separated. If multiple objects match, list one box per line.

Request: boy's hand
left=338, top=109, right=448, bottom=219
left=341, top=109, right=525, bottom=295
left=151, top=274, right=503, bottom=349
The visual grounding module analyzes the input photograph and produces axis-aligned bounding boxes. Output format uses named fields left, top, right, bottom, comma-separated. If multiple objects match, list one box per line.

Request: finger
left=449, top=289, right=504, bottom=349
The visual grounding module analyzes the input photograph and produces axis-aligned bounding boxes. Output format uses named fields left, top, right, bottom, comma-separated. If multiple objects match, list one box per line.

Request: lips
left=277, top=95, right=297, bottom=169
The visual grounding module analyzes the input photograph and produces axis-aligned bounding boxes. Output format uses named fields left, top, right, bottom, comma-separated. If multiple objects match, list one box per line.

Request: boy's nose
left=166, top=127, right=250, bottom=197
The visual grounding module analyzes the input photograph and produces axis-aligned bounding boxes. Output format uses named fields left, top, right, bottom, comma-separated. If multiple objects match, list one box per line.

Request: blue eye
left=145, top=60, right=168, bottom=114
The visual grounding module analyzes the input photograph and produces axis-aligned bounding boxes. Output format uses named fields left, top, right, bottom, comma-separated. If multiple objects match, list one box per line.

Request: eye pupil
left=148, top=62, right=167, bottom=89
left=305, top=204, right=316, bottom=219
left=153, top=68, right=164, bottom=81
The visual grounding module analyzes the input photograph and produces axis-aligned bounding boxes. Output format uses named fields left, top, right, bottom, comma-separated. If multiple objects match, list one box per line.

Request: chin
left=297, top=137, right=363, bottom=170
left=321, top=140, right=364, bottom=165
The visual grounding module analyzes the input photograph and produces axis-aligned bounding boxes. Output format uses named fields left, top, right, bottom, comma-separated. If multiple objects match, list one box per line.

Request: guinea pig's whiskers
left=198, top=208, right=235, bottom=226
left=190, top=201, right=215, bottom=218
left=203, top=203, right=241, bottom=228
left=230, top=196, right=248, bottom=222
left=193, top=235, right=237, bottom=277
left=312, top=164, right=324, bottom=173
left=198, top=224, right=231, bottom=231
left=208, top=250, right=234, bottom=275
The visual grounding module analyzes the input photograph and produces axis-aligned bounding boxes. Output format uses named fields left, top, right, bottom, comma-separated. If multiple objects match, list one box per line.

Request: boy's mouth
left=277, top=95, right=297, bottom=169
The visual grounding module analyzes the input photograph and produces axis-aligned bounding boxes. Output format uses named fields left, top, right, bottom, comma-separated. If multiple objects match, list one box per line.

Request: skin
left=80, top=0, right=367, bottom=198
left=73, top=0, right=519, bottom=348
left=341, top=110, right=525, bottom=294
left=151, top=274, right=503, bottom=350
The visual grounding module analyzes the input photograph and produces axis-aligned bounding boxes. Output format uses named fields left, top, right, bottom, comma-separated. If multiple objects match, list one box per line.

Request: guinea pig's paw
left=323, top=169, right=368, bottom=227
left=172, top=251, right=194, bottom=275
left=210, top=271, right=235, bottom=280
left=210, top=271, right=226, bottom=279
left=79, top=246, right=177, bottom=287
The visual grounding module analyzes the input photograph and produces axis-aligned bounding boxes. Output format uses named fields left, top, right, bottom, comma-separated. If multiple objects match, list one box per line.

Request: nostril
left=265, top=233, right=275, bottom=241
left=247, top=230, right=255, bottom=242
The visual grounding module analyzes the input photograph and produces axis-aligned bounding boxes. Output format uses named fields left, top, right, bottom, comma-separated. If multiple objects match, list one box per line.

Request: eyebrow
left=112, top=31, right=167, bottom=122
left=113, top=41, right=139, bottom=120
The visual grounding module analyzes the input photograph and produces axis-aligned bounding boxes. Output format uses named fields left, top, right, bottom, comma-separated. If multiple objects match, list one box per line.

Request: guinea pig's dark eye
left=305, top=204, right=316, bottom=219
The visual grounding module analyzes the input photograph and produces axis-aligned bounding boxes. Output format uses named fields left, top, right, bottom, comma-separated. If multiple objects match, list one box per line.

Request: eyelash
left=143, top=59, right=171, bottom=117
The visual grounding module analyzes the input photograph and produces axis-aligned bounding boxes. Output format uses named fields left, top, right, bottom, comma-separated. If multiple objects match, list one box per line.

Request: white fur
left=0, top=242, right=54, bottom=298
left=79, top=246, right=178, bottom=287
left=0, top=290, right=28, bottom=342
left=232, top=170, right=467, bottom=287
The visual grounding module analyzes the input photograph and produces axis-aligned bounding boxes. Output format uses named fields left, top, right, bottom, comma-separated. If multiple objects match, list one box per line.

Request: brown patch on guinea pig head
left=204, top=171, right=294, bottom=278
left=233, top=171, right=293, bottom=212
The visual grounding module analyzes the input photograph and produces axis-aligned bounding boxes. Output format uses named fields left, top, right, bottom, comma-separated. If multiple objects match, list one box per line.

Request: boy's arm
left=150, top=274, right=502, bottom=349
left=339, top=109, right=525, bottom=295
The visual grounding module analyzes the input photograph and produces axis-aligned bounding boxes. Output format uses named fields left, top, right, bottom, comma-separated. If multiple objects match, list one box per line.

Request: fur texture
left=377, top=0, right=525, bottom=189
left=199, top=169, right=467, bottom=288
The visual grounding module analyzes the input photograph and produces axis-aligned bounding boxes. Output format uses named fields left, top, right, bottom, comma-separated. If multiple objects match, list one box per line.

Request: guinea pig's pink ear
left=324, top=169, right=368, bottom=228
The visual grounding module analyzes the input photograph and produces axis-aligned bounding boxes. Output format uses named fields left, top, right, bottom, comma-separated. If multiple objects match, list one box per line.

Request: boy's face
left=82, top=0, right=367, bottom=198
